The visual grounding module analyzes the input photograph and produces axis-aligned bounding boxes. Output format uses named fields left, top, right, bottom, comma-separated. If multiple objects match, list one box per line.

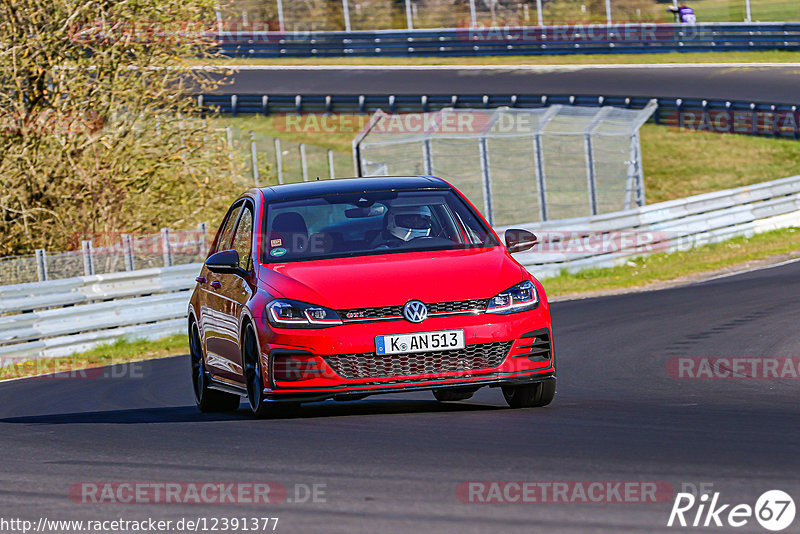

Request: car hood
left=258, top=247, right=524, bottom=309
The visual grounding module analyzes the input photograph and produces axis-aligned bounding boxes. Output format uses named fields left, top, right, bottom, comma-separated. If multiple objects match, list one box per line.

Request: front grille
left=338, top=298, right=490, bottom=322
left=323, top=341, right=513, bottom=379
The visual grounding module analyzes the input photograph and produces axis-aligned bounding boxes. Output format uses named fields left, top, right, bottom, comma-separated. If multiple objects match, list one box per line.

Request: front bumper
left=254, top=308, right=555, bottom=402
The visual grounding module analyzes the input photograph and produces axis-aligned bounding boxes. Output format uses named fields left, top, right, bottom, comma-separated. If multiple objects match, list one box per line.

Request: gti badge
left=403, top=300, right=428, bottom=323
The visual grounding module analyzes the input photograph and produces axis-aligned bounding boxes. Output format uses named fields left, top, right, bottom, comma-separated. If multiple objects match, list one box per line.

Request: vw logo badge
left=403, top=300, right=428, bottom=323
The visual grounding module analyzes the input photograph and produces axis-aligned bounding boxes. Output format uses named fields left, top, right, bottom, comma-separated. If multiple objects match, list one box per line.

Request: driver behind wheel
left=371, top=205, right=433, bottom=248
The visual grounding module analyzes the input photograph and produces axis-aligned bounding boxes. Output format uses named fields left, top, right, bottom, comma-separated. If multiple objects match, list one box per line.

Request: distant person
left=668, top=2, right=697, bottom=24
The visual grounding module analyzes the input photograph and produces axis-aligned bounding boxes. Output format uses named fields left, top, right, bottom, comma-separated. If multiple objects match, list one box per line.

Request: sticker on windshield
left=270, top=247, right=287, bottom=257
left=270, top=238, right=282, bottom=247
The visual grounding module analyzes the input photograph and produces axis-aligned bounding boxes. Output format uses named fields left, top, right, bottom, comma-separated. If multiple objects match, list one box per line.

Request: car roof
left=259, top=176, right=451, bottom=202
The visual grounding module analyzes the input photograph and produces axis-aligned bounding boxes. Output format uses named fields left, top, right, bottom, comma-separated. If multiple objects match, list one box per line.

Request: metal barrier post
left=328, top=149, right=335, bottom=179
left=745, top=0, right=752, bottom=23
left=249, top=131, right=260, bottom=187
left=274, top=138, right=284, bottom=184
left=584, top=135, right=598, bottom=216
left=605, top=0, right=612, bottom=25
left=276, top=0, right=285, bottom=31
left=197, top=223, right=208, bottom=258
left=81, top=240, right=95, bottom=276
left=533, top=134, right=548, bottom=221
left=634, top=133, right=646, bottom=206
left=35, top=249, right=48, bottom=282
left=405, top=0, right=414, bottom=30
left=532, top=105, right=560, bottom=222
left=584, top=107, right=612, bottom=216
left=122, top=234, right=135, bottom=271
left=536, top=0, right=543, bottom=26
left=478, top=136, right=494, bottom=225
left=161, top=228, right=173, bottom=268
left=300, top=143, right=309, bottom=181
left=342, top=0, right=352, bottom=32
left=422, top=139, right=433, bottom=175
left=469, top=0, right=477, bottom=28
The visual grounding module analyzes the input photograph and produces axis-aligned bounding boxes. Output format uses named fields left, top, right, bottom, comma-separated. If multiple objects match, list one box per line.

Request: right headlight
left=486, top=280, right=539, bottom=314
left=266, top=299, right=342, bottom=328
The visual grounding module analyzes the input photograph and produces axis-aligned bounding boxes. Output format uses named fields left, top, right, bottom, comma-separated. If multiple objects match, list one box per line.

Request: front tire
left=190, top=321, right=240, bottom=413
left=243, top=322, right=278, bottom=418
left=502, top=379, right=556, bottom=408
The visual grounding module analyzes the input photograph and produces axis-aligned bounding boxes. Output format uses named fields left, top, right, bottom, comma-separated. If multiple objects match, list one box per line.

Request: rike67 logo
left=668, top=489, right=796, bottom=531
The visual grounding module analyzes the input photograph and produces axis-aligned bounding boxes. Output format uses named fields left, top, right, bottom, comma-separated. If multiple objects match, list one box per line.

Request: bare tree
left=0, top=0, right=240, bottom=255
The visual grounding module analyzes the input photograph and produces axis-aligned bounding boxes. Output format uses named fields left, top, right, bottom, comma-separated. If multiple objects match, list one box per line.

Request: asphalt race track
left=215, top=64, right=800, bottom=105
left=2, top=260, right=799, bottom=533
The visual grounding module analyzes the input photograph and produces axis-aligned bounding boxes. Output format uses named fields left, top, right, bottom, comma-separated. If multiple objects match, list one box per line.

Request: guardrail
left=2, top=174, right=798, bottom=363
left=201, top=94, right=800, bottom=139
left=215, top=22, right=800, bottom=57
left=502, top=174, right=800, bottom=278
left=0, top=264, right=199, bottom=362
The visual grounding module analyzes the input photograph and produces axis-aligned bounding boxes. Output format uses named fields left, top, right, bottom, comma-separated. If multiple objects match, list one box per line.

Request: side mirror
left=205, top=249, right=240, bottom=274
left=505, top=229, right=538, bottom=253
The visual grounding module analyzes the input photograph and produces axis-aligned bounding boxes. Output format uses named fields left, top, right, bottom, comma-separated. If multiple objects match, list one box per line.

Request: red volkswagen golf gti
left=188, top=176, right=556, bottom=416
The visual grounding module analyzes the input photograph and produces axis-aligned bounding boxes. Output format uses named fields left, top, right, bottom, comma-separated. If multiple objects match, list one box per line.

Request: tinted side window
left=232, top=206, right=253, bottom=271
left=215, top=205, right=242, bottom=253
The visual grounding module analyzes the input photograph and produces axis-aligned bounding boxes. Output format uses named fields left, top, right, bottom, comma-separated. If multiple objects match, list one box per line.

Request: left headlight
left=266, top=299, right=343, bottom=328
left=486, top=280, right=539, bottom=314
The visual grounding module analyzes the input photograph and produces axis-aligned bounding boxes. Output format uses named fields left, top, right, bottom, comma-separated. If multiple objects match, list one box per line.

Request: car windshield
left=260, top=189, right=499, bottom=263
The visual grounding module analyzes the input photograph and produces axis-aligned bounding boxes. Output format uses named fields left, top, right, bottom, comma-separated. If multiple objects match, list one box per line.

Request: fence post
left=81, top=240, right=95, bottom=276
left=634, top=133, right=646, bottom=206
left=744, top=0, right=752, bottom=22
left=300, top=143, right=309, bottom=181
left=532, top=105, right=560, bottom=222
left=584, top=134, right=598, bottom=216
left=468, top=0, right=477, bottom=28
left=161, top=228, right=173, bottom=268
left=405, top=0, right=414, bottom=30
left=605, top=0, right=612, bottom=25
left=197, top=222, right=209, bottom=258
left=249, top=131, right=260, bottom=187
left=328, top=149, right=335, bottom=179
left=122, top=234, right=135, bottom=271
left=583, top=107, right=611, bottom=216
left=342, top=0, right=352, bottom=32
left=422, top=139, right=433, bottom=175
left=35, top=249, right=48, bottom=282
left=276, top=0, right=285, bottom=31
left=533, top=134, right=548, bottom=221
left=536, top=0, right=543, bottom=26
left=274, top=138, right=284, bottom=184
left=478, top=137, right=493, bottom=225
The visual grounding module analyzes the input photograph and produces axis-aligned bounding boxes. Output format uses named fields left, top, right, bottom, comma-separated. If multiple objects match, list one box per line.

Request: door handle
left=210, top=281, right=222, bottom=290
left=195, top=276, right=207, bottom=284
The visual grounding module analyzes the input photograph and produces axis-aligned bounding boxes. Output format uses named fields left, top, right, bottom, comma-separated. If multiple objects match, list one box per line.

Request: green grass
left=541, top=226, right=800, bottom=295
left=0, top=334, right=188, bottom=381
left=640, top=123, right=800, bottom=203
left=688, top=0, right=799, bottom=22
left=190, top=50, right=800, bottom=67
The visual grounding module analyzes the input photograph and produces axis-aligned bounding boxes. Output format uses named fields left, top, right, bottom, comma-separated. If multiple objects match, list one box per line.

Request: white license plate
left=375, top=330, right=465, bottom=355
